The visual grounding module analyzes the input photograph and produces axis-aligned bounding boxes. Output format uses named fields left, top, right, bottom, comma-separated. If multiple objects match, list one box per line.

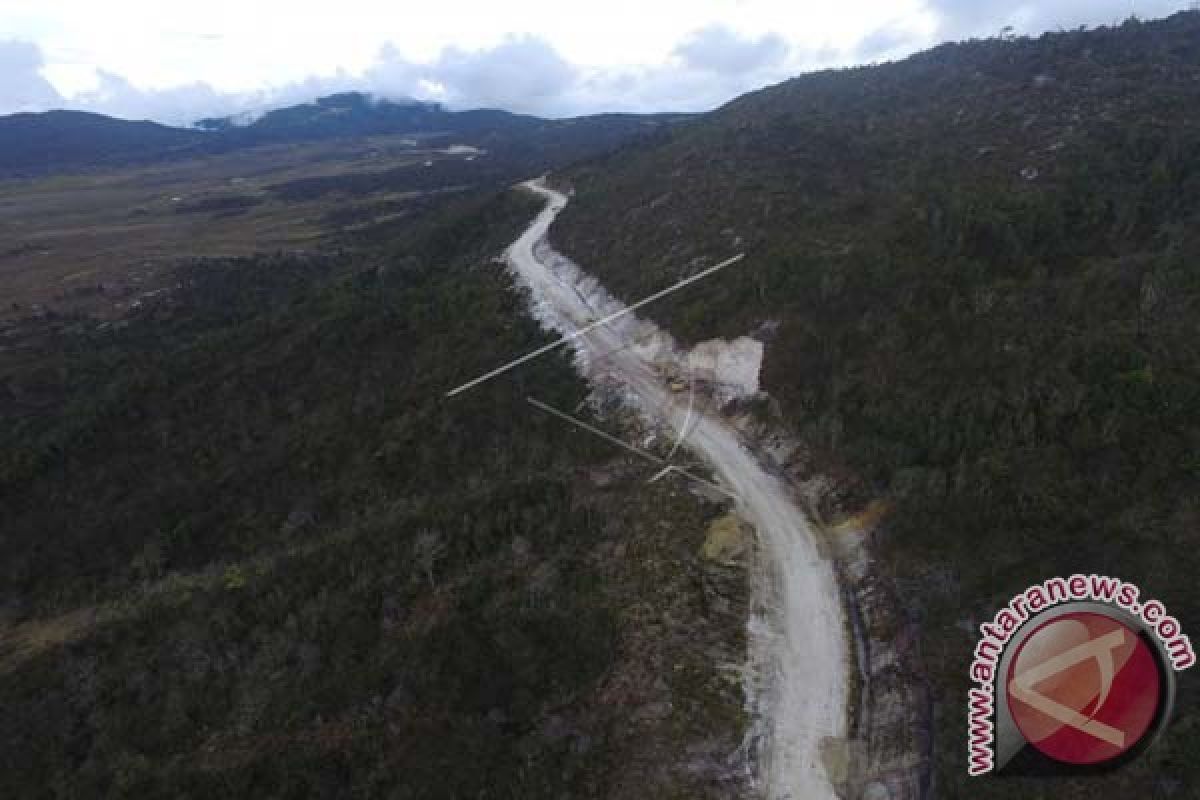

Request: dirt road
left=506, top=179, right=849, bottom=799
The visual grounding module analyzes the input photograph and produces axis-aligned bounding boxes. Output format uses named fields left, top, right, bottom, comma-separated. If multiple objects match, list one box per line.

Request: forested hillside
left=0, top=190, right=749, bottom=797
left=552, top=11, right=1200, bottom=797
left=5, top=11, right=1200, bottom=798
left=0, top=111, right=201, bottom=176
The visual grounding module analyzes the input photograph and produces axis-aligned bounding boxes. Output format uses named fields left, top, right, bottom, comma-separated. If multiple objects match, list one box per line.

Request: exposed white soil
left=505, top=179, right=849, bottom=800
left=687, top=336, right=764, bottom=400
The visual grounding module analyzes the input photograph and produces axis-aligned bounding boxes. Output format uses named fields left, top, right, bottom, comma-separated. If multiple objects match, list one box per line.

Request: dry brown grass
left=0, top=605, right=105, bottom=673
left=0, top=134, right=454, bottom=321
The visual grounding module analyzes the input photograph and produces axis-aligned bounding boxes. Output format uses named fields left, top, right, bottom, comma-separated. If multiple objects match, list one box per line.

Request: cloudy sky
left=0, top=1, right=1190, bottom=124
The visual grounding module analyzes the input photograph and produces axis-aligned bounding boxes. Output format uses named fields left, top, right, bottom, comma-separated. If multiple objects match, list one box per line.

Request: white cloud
left=0, top=39, right=64, bottom=112
left=423, top=35, right=578, bottom=112
left=0, top=28, right=814, bottom=123
left=673, top=25, right=790, bottom=74
left=0, top=3, right=1192, bottom=123
left=926, top=0, right=1188, bottom=39
left=856, top=24, right=923, bottom=61
left=63, top=69, right=362, bottom=124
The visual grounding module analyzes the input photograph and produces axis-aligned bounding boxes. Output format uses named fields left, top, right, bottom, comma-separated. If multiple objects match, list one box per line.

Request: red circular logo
left=1005, top=611, right=1162, bottom=765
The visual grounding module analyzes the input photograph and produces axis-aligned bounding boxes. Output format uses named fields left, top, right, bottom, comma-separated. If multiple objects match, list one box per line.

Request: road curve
left=506, top=179, right=849, bottom=799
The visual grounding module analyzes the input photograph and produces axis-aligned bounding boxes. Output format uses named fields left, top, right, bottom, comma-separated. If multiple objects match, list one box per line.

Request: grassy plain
left=0, top=134, right=474, bottom=321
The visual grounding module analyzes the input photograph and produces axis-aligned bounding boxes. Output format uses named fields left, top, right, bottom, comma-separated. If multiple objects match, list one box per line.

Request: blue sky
left=0, top=1, right=1190, bottom=123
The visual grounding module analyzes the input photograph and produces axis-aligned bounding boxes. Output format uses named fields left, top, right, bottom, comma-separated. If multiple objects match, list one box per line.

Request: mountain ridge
left=0, top=91, right=690, bottom=179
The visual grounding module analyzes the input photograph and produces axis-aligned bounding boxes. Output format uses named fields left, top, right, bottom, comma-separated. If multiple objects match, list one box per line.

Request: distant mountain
left=199, top=92, right=467, bottom=143
left=0, top=110, right=201, bottom=177
left=199, top=92, right=687, bottom=167
left=0, top=92, right=690, bottom=178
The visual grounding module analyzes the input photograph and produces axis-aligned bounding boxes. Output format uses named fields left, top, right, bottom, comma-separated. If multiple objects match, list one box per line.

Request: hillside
left=0, top=111, right=201, bottom=176
left=0, top=80, right=742, bottom=796
left=551, top=11, right=1200, bottom=797
left=5, top=11, right=1200, bottom=798
left=0, top=189, right=751, bottom=797
left=0, top=92, right=686, bottom=179
left=196, top=92, right=688, bottom=168
left=0, top=93, right=683, bottom=326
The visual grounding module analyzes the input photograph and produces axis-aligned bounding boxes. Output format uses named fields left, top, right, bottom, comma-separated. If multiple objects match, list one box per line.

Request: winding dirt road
left=506, top=179, right=849, bottom=799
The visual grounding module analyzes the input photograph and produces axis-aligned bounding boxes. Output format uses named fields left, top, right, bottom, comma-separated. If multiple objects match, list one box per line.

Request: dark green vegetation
left=0, top=91, right=686, bottom=179
left=0, top=110, right=201, bottom=176
left=554, top=12, right=1200, bottom=797
left=202, top=92, right=686, bottom=158
left=0, top=183, right=747, bottom=793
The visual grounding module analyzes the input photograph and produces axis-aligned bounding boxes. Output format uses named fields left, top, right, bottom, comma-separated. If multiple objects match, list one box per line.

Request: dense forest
left=0, top=190, right=749, bottom=797
left=553, top=12, right=1200, bottom=797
